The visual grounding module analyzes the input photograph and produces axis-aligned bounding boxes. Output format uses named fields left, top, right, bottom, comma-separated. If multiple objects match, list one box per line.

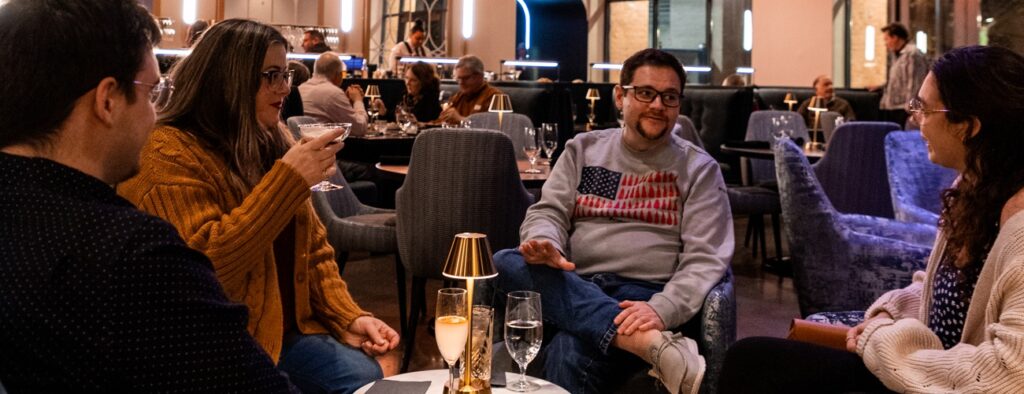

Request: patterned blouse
left=928, top=251, right=984, bottom=349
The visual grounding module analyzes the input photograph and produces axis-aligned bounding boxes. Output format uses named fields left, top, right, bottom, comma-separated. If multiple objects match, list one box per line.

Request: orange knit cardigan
left=118, top=125, right=369, bottom=362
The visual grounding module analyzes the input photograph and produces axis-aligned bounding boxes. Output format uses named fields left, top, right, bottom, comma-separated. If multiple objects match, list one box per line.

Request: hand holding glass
left=522, top=127, right=542, bottom=174
left=436, top=288, right=470, bottom=392
left=297, top=123, right=350, bottom=192
left=504, top=291, right=543, bottom=392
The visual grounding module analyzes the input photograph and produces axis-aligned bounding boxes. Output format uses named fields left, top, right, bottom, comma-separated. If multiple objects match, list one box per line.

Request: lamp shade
left=442, top=233, right=498, bottom=279
left=488, top=94, right=513, bottom=113
left=585, top=88, right=601, bottom=101
left=365, top=84, right=381, bottom=99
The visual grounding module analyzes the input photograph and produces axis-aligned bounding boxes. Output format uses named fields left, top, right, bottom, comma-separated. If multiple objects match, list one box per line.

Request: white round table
left=355, top=369, right=569, bottom=394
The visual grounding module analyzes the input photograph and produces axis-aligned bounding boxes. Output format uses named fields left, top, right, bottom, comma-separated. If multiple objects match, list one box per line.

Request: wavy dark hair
left=406, top=61, right=439, bottom=99
left=933, top=45, right=1024, bottom=267
left=159, top=19, right=291, bottom=193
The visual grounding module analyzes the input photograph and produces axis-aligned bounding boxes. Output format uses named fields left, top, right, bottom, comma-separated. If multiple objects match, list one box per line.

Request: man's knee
left=494, top=248, right=525, bottom=272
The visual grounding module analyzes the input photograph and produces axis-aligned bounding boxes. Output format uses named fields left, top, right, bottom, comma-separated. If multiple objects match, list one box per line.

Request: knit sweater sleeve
left=864, top=270, right=927, bottom=320
left=307, top=213, right=371, bottom=335
left=124, top=137, right=310, bottom=292
left=857, top=261, right=1024, bottom=393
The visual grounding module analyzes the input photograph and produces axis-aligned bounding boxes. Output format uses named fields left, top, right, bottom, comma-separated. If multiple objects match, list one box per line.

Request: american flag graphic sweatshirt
left=519, top=128, right=734, bottom=328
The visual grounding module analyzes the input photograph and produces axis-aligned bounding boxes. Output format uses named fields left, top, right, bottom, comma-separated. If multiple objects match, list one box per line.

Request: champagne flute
left=541, top=123, right=558, bottom=164
left=436, top=288, right=470, bottom=393
left=504, top=291, right=543, bottom=392
left=297, top=123, right=350, bottom=192
left=522, top=127, right=542, bottom=174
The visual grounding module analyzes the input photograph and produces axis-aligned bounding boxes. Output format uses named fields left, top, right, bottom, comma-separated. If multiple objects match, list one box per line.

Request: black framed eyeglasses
left=132, top=76, right=173, bottom=104
left=621, top=85, right=682, bottom=108
left=260, top=69, right=295, bottom=87
left=905, top=97, right=950, bottom=124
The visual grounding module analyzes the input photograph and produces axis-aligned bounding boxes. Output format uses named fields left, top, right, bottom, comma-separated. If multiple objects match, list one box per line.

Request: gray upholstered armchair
left=395, top=128, right=534, bottom=371
left=466, top=112, right=535, bottom=160
left=493, top=269, right=736, bottom=394
left=774, top=139, right=934, bottom=317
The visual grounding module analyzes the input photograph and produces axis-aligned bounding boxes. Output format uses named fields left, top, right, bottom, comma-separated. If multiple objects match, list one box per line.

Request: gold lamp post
left=783, top=92, right=798, bottom=111
left=442, top=233, right=498, bottom=393
left=806, top=96, right=828, bottom=152
left=488, top=94, right=513, bottom=128
left=585, top=88, right=601, bottom=130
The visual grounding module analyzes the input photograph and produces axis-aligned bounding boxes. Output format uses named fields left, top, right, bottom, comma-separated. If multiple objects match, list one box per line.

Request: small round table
left=354, top=369, right=569, bottom=394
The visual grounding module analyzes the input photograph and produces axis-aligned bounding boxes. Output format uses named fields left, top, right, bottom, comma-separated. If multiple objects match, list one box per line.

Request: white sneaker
left=647, top=331, right=706, bottom=394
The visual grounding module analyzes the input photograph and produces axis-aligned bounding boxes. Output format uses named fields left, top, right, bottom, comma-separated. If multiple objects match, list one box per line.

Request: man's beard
left=634, top=117, right=670, bottom=141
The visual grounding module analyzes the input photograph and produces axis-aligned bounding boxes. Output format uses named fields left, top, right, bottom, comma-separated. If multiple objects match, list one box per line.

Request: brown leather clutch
left=786, top=319, right=851, bottom=351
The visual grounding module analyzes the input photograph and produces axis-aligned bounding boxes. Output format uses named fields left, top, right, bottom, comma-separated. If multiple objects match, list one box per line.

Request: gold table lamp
left=488, top=94, right=513, bottom=128
left=585, top=88, right=601, bottom=130
left=806, top=96, right=828, bottom=152
left=442, top=233, right=499, bottom=393
left=783, top=92, right=798, bottom=111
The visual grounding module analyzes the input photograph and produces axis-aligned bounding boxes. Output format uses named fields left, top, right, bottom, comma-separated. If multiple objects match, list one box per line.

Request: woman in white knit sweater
left=720, top=45, right=1024, bottom=393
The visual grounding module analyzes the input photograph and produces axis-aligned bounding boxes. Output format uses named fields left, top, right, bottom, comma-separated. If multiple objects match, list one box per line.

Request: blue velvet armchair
left=885, top=131, right=958, bottom=225
left=774, top=139, right=935, bottom=317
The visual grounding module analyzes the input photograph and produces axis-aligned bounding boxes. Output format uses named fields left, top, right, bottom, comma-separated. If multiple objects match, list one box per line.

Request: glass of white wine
left=504, top=291, right=543, bottom=392
left=297, top=123, right=350, bottom=192
left=541, top=123, right=558, bottom=165
left=522, top=127, right=542, bottom=174
left=436, top=288, right=470, bottom=393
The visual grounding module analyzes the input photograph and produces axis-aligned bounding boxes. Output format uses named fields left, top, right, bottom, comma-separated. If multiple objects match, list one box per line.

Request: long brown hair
left=158, top=19, right=292, bottom=193
left=933, top=46, right=1024, bottom=267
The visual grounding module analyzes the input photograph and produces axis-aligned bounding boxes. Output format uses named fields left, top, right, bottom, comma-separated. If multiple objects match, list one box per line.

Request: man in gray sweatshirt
left=494, top=48, right=734, bottom=394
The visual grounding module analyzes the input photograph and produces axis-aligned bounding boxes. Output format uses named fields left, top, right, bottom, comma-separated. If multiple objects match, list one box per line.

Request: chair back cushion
left=674, top=115, right=704, bottom=149
left=467, top=112, right=535, bottom=160
left=812, top=121, right=899, bottom=218
left=396, top=129, right=535, bottom=279
left=884, top=131, right=958, bottom=224
left=745, top=110, right=809, bottom=184
left=286, top=115, right=318, bottom=140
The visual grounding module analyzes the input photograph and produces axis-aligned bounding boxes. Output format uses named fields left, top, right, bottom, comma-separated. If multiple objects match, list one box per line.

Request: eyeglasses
left=621, top=85, right=682, bottom=108
left=260, top=69, right=295, bottom=88
left=133, top=76, right=173, bottom=104
left=906, top=97, right=950, bottom=124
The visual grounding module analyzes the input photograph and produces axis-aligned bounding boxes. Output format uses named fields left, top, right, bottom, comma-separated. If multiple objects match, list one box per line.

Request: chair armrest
left=840, top=214, right=936, bottom=247
left=895, top=205, right=940, bottom=226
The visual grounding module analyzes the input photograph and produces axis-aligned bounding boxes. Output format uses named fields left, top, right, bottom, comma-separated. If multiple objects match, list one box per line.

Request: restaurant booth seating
left=395, top=129, right=534, bottom=372
left=774, top=139, right=934, bottom=317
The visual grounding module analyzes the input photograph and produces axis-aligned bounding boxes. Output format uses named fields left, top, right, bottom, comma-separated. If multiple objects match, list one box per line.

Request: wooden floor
left=344, top=216, right=800, bottom=376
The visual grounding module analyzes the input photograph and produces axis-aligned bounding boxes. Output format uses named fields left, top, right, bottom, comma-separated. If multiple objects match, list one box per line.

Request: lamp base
left=443, top=378, right=492, bottom=394
left=803, top=141, right=826, bottom=152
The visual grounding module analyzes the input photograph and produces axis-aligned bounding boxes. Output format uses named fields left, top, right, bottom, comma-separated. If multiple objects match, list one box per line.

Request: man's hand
left=341, top=316, right=400, bottom=356
left=614, top=300, right=665, bottom=335
left=346, top=85, right=365, bottom=104
left=519, top=239, right=575, bottom=271
left=438, top=107, right=464, bottom=123
left=845, top=311, right=892, bottom=352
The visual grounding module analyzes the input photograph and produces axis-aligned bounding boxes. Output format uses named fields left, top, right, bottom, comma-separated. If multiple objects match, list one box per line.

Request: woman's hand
left=280, top=128, right=345, bottom=187
left=340, top=316, right=400, bottom=356
left=846, top=311, right=892, bottom=352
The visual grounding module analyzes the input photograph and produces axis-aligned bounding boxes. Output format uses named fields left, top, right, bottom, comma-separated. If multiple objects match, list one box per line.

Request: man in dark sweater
left=0, top=1, right=296, bottom=391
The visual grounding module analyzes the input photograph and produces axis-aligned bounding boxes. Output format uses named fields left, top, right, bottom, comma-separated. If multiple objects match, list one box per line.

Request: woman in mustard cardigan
left=119, top=19, right=398, bottom=393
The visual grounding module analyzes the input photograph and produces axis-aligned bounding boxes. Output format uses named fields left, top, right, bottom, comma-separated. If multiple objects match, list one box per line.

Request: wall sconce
left=916, top=31, right=928, bottom=53
left=462, top=0, right=474, bottom=39
left=182, top=0, right=197, bottom=25
left=340, top=0, right=353, bottom=33
left=742, top=10, right=753, bottom=51
left=865, top=25, right=876, bottom=62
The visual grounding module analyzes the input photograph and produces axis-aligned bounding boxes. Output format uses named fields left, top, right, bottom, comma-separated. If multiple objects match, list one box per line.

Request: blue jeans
left=278, top=334, right=383, bottom=394
left=493, top=249, right=681, bottom=394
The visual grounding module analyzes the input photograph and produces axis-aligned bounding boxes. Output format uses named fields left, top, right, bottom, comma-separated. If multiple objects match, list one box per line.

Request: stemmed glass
left=504, top=291, right=543, bottom=392
left=297, top=123, right=350, bottom=192
left=522, top=127, right=542, bottom=174
left=435, top=288, right=470, bottom=393
left=365, top=84, right=381, bottom=124
left=541, top=123, right=558, bottom=165
left=396, top=105, right=417, bottom=136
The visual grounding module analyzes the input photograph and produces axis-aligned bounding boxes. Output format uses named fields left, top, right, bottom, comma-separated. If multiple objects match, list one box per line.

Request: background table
left=375, top=160, right=551, bottom=189
left=354, top=369, right=568, bottom=394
